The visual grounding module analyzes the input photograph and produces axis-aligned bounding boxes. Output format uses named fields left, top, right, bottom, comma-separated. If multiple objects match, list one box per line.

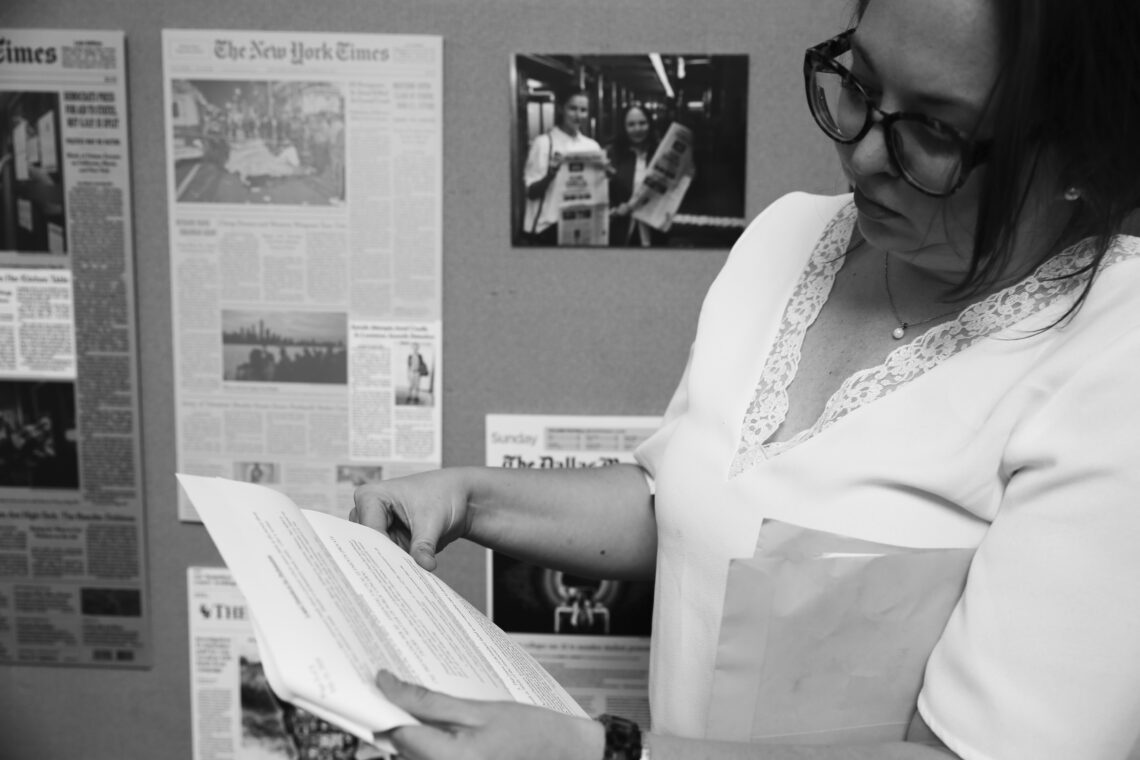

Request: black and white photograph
left=395, top=341, right=435, bottom=407
left=0, top=90, right=67, bottom=254
left=0, top=380, right=79, bottom=489
left=222, top=310, right=348, bottom=385
left=170, top=79, right=345, bottom=206
left=511, top=53, right=748, bottom=248
left=235, top=461, right=279, bottom=485
left=492, top=555, right=653, bottom=637
left=335, top=464, right=383, bottom=487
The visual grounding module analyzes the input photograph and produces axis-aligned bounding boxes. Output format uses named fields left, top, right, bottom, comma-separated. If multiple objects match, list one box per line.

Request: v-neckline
left=728, top=203, right=1140, bottom=477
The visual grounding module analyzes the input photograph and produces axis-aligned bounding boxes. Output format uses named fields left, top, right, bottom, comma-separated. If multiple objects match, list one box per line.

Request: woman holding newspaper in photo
left=355, top=0, right=1140, bottom=758
left=606, top=104, right=666, bottom=248
left=522, top=88, right=608, bottom=245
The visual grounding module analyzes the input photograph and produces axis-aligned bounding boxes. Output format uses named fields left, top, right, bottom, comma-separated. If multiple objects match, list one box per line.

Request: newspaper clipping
left=485, top=414, right=660, bottom=726
left=163, top=30, right=443, bottom=521
left=0, top=29, right=149, bottom=668
left=188, top=566, right=391, bottom=760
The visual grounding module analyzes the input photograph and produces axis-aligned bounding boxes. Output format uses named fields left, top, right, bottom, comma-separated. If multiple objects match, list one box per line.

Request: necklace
left=883, top=255, right=965, bottom=340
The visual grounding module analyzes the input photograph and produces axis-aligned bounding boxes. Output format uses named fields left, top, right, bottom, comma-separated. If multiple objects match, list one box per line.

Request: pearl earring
left=1063, top=186, right=1082, bottom=201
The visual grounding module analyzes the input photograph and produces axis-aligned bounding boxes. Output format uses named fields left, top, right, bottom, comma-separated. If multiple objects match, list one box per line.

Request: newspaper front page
left=484, top=414, right=660, bottom=727
left=188, top=566, right=391, bottom=760
left=162, top=30, right=443, bottom=521
left=552, top=151, right=608, bottom=246
left=631, top=122, right=695, bottom=232
left=0, top=29, right=149, bottom=668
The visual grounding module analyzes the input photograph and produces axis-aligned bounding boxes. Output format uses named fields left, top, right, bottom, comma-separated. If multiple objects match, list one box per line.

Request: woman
left=356, top=0, right=1140, bottom=758
left=406, top=342, right=427, bottom=404
left=522, top=89, right=604, bottom=245
left=606, top=104, right=662, bottom=247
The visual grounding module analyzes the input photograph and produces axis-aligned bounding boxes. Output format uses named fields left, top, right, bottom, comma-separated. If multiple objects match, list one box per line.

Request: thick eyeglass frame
left=803, top=29, right=992, bottom=197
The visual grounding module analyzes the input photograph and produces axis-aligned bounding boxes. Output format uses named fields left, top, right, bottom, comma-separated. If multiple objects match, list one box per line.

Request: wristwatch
left=597, top=714, right=647, bottom=760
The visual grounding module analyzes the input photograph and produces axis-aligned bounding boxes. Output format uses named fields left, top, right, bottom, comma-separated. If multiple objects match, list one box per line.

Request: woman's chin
left=856, top=213, right=909, bottom=250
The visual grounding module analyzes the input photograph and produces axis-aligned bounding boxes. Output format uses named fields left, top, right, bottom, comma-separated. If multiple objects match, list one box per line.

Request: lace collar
left=729, top=202, right=1140, bottom=477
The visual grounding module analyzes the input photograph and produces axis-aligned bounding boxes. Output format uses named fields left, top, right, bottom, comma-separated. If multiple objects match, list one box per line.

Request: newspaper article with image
left=188, top=566, right=391, bottom=760
left=0, top=29, right=149, bottom=668
left=484, top=413, right=661, bottom=726
left=163, top=30, right=443, bottom=521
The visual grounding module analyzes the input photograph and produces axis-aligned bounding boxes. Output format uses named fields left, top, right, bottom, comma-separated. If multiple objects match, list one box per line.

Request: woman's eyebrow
left=850, top=34, right=981, bottom=116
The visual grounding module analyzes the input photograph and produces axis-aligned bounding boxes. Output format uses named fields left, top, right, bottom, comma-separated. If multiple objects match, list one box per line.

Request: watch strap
left=597, top=713, right=643, bottom=760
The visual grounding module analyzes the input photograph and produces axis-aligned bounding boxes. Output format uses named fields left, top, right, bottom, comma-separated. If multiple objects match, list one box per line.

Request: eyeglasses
left=803, top=30, right=991, bottom=197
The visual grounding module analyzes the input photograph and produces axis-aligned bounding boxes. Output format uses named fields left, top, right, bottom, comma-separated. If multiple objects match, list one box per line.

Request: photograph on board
left=0, top=91, right=67, bottom=255
left=510, top=53, right=748, bottom=248
left=169, top=79, right=345, bottom=206
left=221, top=309, right=348, bottom=385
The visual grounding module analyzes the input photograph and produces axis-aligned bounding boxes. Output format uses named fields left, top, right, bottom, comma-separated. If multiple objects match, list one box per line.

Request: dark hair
left=556, top=88, right=589, bottom=110
left=610, top=104, right=660, bottom=157
left=854, top=0, right=1140, bottom=312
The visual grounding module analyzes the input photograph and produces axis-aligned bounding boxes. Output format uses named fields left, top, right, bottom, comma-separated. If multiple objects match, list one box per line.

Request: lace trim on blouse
left=729, top=203, right=1140, bottom=477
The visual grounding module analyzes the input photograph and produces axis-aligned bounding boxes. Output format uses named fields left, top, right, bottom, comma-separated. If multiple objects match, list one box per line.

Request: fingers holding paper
left=351, top=470, right=471, bottom=572
left=376, top=670, right=603, bottom=760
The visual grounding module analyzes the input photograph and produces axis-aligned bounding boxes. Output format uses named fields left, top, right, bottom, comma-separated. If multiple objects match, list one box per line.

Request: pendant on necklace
left=892, top=325, right=906, bottom=340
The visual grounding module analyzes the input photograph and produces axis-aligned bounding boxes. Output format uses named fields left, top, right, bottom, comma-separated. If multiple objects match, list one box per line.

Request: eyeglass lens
left=809, top=60, right=965, bottom=194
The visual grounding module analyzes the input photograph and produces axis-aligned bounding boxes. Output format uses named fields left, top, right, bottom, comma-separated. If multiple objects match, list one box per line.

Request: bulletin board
left=0, top=0, right=844, bottom=756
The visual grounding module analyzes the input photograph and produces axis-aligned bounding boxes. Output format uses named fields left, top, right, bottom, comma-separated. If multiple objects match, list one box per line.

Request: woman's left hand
left=377, top=671, right=604, bottom=760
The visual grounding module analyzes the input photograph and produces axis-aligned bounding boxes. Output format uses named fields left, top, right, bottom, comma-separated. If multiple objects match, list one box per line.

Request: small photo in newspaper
left=170, top=79, right=346, bottom=206
left=394, top=340, right=435, bottom=408
left=510, top=53, right=748, bottom=249
left=0, top=379, right=79, bottom=489
left=221, top=309, right=348, bottom=385
left=0, top=90, right=67, bottom=255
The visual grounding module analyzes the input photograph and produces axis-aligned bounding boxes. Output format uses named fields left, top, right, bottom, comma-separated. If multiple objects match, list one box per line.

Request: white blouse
left=636, top=192, right=1140, bottom=759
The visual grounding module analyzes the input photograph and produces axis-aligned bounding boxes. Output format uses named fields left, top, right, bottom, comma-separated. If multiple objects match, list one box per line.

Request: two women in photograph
left=523, top=92, right=668, bottom=247
left=360, top=0, right=1140, bottom=757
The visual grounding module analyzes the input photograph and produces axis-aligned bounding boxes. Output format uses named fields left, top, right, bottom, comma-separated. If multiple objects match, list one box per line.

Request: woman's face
left=624, top=108, right=650, bottom=146
left=838, top=0, right=1001, bottom=266
left=560, top=94, right=589, bottom=135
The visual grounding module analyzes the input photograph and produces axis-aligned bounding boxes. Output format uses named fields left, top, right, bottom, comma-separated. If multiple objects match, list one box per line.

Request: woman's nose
left=846, top=116, right=897, bottom=179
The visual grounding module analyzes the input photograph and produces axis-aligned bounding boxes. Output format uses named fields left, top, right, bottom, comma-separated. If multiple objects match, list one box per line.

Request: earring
left=1063, top=186, right=1082, bottom=201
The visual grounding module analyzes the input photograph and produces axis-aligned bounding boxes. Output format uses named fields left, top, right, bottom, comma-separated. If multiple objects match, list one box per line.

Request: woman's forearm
left=461, top=463, right=656, bottom=581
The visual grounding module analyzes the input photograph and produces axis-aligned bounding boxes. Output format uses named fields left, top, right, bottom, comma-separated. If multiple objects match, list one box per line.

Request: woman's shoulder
left=760, top=190, right=852, bottom=219
left=731, top=192, right=853, bottom=256
left=705, top=192, right=853, bottom=298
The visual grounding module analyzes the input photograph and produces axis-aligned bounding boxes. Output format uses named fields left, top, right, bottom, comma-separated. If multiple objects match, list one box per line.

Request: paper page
left=707, top=521, right=974, bottom=743
left=162, top=30, right=443, bottom=524
left=178, top=474, right=413, bottom=742
left=1, top=29, right=150, bottom=671
left=304, top=509, right=587, bottom=717
left=485, top=413, right=659, bottom=724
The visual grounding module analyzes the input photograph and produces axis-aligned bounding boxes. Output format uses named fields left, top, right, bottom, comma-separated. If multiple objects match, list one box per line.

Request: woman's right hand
left=350, top=469, right=472, bottom=572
